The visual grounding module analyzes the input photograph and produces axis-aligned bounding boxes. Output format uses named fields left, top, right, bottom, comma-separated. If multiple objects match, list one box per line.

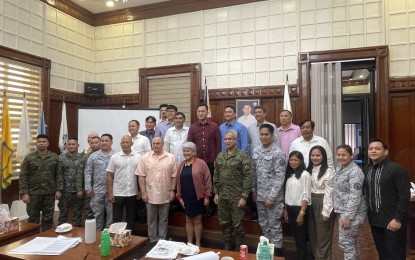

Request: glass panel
left=342, top=69, right=371, bottom=94
left=344, top=123, right=363, bottom=166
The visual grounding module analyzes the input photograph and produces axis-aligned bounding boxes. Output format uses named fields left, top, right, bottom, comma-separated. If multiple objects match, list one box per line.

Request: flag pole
left=0, top=90, right=5, bottom=203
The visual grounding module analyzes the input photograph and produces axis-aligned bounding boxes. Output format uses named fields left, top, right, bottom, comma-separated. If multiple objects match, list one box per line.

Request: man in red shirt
left=187, top=103, right=221, bottom=216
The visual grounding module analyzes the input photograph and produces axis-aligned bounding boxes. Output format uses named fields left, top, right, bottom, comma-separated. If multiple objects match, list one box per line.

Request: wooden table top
left=0, top=222, right=40, bottom=242
left=185, top=247, right=284, bottom=260
left=0, top=226, right=148, bottom=260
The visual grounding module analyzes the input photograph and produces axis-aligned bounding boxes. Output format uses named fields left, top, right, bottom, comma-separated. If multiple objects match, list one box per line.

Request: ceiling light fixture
left=106, top=0, right=114, bottom=7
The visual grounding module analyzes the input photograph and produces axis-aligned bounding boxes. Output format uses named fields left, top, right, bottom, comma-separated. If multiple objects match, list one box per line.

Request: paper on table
left=177, top=251, right=219, bottom=260
left=9, top=235, right=82, bottom=255
left=145, top=240, right=185, bottom=259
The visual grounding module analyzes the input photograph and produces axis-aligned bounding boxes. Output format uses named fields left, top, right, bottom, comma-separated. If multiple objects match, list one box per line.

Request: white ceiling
left=71, top=0, right=170, bottom=14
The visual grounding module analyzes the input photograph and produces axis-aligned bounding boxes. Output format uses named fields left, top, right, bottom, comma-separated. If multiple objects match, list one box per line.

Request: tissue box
left=1, top=217, right=19, bottom=233
left=109, top=229, right=131, bottom=247
left=256, top=242, right=275, bottom=260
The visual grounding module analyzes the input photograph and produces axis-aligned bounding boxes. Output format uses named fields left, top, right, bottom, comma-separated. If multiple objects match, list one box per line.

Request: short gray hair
left=182, top=141, right=197, bottom=153
left=225, top=130, right=238, bottom=139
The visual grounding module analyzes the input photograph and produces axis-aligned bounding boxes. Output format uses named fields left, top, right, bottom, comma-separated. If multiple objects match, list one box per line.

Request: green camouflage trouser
left=218, top=197, right=246, bottom=248
left=58, top=192, right=84, bottom=226
left=27, top=194, right=55, bottom=231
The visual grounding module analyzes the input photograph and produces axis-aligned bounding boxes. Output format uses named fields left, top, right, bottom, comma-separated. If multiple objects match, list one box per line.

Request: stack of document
left=146, top=240, right=200, bottom=259
left=9, top=236, right=82, bottom=255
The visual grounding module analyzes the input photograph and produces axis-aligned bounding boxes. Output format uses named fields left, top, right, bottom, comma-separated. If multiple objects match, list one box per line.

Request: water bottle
left=258, top=240, right=271, bottom=260
left=84, top=218, right=96, bottom=244
left=100, top=229, right=111, bottom=257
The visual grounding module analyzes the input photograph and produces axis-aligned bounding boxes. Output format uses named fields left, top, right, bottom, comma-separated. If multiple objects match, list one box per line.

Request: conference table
left=0, top=226, right=148, bottom=259
left=197, top=247, right=284, bottom=260
left=0, top=222, right=40, bottom=247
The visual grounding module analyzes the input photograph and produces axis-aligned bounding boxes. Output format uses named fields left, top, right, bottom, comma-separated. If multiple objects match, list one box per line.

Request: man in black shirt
left=364, top=139, right=411, bottom=260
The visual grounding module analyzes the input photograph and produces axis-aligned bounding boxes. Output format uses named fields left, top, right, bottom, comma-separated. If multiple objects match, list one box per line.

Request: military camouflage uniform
left=58, top=152, right=84, bottom=226
left=333, top=161, right=367, bottom=260
left=85, top=149, right=116, bottom=230
left=252, top=144, right=286, bottom=248
left=76, top=152, right=95, bottom=222
left=213, top=148, right=252, bottom=249
left=19, top=151, right=63, bottom=231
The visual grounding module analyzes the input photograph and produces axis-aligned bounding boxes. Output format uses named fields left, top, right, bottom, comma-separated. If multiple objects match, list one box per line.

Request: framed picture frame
left=235, top=99, right=260, bottom=127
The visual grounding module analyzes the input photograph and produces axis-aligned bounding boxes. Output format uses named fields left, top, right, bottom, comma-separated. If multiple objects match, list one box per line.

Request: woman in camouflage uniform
left=333, top=144, right=367, bottom=260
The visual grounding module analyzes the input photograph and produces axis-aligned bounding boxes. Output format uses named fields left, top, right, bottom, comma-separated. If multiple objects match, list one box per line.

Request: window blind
left=0, top=57, right=42, bottom=178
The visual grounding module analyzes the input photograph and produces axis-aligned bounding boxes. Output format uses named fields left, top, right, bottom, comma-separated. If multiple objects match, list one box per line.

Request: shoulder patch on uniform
left=353, top=183, right=361, bottom=190
left=279, top=159, right=286, bottom=166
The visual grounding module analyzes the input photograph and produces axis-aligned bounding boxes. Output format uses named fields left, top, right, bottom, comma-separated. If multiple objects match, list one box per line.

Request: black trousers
left=371, top=224, right=407, bottom=260
left=206, top=162, right=216, bottom=216
left=286, top=205, right=308, bottom=260
left=113, top=195, right=137, bottom=233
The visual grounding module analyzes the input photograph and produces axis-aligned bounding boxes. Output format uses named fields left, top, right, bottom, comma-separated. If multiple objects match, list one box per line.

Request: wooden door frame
left=297, top=45, right=389, bottom=144
left=139, top=63, right=201, bottom=123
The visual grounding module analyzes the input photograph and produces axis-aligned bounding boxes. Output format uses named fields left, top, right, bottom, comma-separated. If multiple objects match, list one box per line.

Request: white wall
left=0, top=0, right=414, bottom=94
left=0, top=0, right=94, bottom=93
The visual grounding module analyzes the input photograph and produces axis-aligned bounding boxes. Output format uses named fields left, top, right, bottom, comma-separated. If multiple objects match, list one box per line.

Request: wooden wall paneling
left=390, top=77, right=415, bottom=91
left=259, top=98, right=276, bottom=125
left=1, top=180, right=19, bottom=208
left=209, top=100, right=225, bottom=125
left=93, top=0, right=265, bottom=26
left=389, top=93, right=415, bottom=181
left=39, top=0, right=94, bottom=26
left=48, top=100, right=62, bottom=154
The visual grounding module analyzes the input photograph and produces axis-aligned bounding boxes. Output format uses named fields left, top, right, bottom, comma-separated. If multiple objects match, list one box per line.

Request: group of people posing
left=18, top=103, right=411, bottom=260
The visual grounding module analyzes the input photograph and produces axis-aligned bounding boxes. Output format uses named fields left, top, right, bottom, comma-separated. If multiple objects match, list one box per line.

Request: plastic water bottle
left=258, top=240, right=271, bottom=260
left=100, top=229, right=111, bottom=257
left=84, top=218, right=96, bottom=244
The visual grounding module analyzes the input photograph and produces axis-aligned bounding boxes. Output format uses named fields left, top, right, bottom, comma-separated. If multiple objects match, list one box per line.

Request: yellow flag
left=2, top=97, right=13, bottom=189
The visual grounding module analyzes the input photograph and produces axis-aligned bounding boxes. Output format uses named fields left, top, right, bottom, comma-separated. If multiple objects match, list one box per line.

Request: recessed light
left=106, top=0, right=114, bottom=7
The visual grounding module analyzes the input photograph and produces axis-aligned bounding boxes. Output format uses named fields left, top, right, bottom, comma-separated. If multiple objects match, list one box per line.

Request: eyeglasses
left=224, top=138, right=236, bottom=141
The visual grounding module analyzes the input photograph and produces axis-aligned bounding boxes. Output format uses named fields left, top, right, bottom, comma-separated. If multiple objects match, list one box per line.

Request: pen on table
left=84, top=252, right=89, bottom=260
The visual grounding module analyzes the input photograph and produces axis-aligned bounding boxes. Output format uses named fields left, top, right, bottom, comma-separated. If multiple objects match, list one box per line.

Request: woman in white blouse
left=284, top=151, right=311, bottom=260
left=306, top=145, right=334, bottom=260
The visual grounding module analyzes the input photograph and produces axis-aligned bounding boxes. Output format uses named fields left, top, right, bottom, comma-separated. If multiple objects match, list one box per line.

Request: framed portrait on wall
left=236, top=99, right=260, bottom=127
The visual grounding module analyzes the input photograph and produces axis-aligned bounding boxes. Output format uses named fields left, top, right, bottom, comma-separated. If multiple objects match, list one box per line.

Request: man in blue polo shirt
left=219, top=105, right=249, bottom=153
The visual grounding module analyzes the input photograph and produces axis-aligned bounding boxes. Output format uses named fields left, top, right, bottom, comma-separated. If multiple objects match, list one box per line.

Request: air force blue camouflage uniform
left=85, top=149, right=116, bottom=230
left=252, top=144, right=286, bottom=248
left=333, top=162, right=367, bottom=260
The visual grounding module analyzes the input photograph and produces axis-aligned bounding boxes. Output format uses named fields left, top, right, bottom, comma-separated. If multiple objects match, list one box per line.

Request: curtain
left=310, top=62, right=342, bottom=161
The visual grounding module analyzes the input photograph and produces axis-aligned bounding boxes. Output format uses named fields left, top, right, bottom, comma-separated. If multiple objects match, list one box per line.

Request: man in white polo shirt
left=164, top=112, right=189, bottom=163
left=107, top=135, right=141, bottom=233
left=289, top=119, right=334, bottom=171
left=128, top=120, right=151, bottom=156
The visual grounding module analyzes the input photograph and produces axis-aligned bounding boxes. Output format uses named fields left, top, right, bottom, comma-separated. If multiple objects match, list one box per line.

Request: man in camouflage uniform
left=57, top=137, right=84, bottom=226
left=76, top=135, right=100, bottom=221
left=213, top=130, right=252, bottom=251
left=85, top=134, right=116, bottom=230
left=19, top=134, right=63, bottom=231
left=252, top=124, right=286, bottom=257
